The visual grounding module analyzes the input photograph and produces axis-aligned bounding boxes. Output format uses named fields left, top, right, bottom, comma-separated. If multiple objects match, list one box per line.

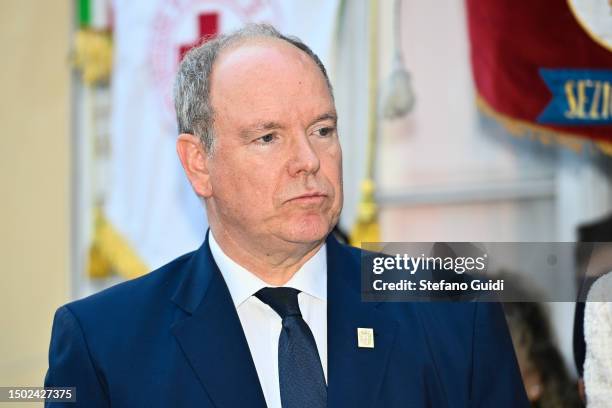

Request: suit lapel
left=170, top=234, right=267, bottom=408
left=326, top=237, right=399, bottom=408
left=169, top=233, right=399, bottom=408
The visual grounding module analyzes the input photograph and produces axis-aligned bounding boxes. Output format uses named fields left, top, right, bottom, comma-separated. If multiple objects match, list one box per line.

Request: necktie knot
left=255, top=287, right=302, bottom=319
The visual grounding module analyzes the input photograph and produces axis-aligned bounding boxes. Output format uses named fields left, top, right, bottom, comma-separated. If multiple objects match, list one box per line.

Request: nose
left=287, top=133, right=321, bottom=177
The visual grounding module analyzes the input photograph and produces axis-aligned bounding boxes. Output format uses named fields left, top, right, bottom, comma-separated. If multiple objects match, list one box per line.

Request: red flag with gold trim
left=466, top=0, right=612, bottom=154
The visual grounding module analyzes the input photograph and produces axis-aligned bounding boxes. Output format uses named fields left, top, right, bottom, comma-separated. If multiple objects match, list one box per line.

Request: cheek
left=226, top=161, right=281, bottom=208
left=322, top=146, right=343, bottom=188
left=332, top=149, right=344, bottom=208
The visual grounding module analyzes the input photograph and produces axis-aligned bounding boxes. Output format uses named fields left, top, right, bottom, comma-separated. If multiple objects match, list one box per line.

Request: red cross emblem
left=178, top=12, right=219, bottom=62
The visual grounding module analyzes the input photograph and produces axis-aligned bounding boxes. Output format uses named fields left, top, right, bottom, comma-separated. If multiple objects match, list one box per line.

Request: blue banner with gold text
left=538, top=69, right=612, bottom=125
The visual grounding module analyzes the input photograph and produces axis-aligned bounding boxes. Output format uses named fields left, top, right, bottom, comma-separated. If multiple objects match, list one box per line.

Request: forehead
left=209, top=38, right=334, bottom=124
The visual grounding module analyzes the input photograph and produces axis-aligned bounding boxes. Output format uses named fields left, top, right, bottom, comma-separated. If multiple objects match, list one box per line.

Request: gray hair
left=173, top=23, right=334, bottom=154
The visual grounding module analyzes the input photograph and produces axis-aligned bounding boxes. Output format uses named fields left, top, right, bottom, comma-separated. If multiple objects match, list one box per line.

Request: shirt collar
left=208, top=230, right=327, bottom=308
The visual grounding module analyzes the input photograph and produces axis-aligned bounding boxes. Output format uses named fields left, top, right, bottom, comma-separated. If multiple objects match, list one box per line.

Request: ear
left=176, top=133, right=212, bottom=198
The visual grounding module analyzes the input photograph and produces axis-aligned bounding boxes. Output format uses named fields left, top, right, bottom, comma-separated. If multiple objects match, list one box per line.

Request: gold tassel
left=72, top=29, right=113, bottom=86
left=350, top=0, right=381, bottom=247
left=350, top=178, right=380, bottom=246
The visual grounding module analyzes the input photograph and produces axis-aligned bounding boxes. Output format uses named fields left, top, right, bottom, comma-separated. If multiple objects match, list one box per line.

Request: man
left=45, top=24, right=528, bottom=407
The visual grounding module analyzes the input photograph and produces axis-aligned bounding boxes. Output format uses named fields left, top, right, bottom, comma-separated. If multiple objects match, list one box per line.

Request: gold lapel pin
left=357, top=327, right=374, bottom=348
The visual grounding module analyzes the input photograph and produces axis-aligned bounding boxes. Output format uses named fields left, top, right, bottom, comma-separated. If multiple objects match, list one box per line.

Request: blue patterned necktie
left=255, top=287, right=327, bottom=408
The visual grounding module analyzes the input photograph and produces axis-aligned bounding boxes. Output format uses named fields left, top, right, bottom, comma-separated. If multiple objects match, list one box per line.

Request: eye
left=257, top=133, right=275, bottom=144
left=315, top=127, right=335, bottom=137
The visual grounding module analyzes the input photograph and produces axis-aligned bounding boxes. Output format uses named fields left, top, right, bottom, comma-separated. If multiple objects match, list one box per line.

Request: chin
left=282, top=214, right=333, bottom=244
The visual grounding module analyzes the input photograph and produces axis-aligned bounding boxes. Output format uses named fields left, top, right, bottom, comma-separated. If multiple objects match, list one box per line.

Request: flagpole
left=366, top=0, right=379, bottom=181
left=350, top=0, right=381, bottom=246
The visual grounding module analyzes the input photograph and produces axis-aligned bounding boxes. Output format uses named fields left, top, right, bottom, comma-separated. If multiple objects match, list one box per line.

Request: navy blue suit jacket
left=45, top=234, right=529, bottom=407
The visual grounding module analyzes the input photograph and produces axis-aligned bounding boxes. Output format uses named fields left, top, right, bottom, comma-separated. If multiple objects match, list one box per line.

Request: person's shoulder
left=336, top=240, right=485, bottom=323
left=587, top=271, right=612, bottom=302
left=46, top=250, right=201, bottom=376
left=62, top=250, right=196, bottom=325
left=585, top=271, right=612, bottom=334
left=384, top=299, right=506, bottom=344
left=388, top=299, right=478, bottom=324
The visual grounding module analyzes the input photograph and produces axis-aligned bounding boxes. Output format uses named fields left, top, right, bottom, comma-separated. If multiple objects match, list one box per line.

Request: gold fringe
left=88, top=208, right=148, bottom=279
left=476, top=94, right=612, bottom=156
left=72, top=29, right=113, bottom=85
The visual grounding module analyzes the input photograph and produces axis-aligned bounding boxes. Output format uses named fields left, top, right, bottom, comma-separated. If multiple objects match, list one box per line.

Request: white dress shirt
left=208, top=232, right=327, bottom=408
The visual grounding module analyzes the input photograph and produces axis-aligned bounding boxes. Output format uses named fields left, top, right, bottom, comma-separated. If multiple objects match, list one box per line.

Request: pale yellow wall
left=0, top=0, right=71, bottom=393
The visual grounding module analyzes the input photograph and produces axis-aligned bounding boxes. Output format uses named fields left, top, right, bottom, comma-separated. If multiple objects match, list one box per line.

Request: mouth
left=287, top=192, right=328, bottom=203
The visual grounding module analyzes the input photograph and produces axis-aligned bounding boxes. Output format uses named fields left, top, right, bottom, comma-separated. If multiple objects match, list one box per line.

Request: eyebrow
left=239, top=121, right=283, bottom=140
left=309, top=111, right=338, bottom=127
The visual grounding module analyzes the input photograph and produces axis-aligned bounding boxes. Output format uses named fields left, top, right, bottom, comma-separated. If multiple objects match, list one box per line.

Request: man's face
left=205, top=39, right=343, bottom=248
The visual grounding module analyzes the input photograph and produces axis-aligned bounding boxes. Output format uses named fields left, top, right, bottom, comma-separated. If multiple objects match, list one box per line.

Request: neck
left=209, top=225, right=325, bottom=286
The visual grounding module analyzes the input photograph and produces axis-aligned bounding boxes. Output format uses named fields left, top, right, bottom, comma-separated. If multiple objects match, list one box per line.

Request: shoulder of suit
left=63, top=250, right=197, bottom=322
left=337, top=241, right=481, bottom=325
